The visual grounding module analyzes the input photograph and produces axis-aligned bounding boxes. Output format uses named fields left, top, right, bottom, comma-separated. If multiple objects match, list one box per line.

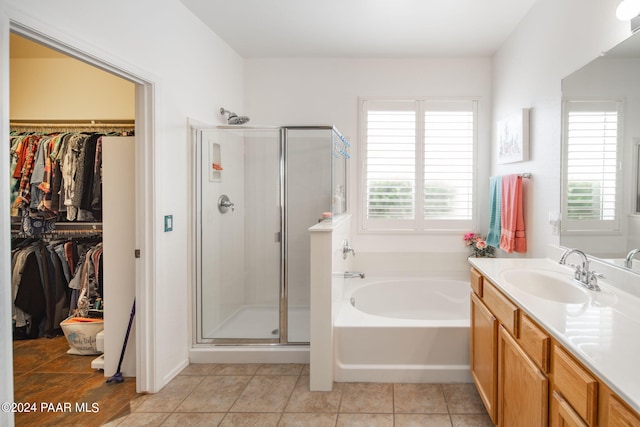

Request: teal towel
left=486, top=176, right=501, bottom=247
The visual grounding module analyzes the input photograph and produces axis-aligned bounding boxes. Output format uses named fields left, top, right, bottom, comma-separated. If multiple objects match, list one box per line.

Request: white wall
left=491, top=0, right=631, bottom=257
left=0, top=10, right=12, bottom=418
left=244, top=58, right=492, bottom=256
left=243, top=2, right=634, bottom=261
left=0, top=0, right=244, bottom=399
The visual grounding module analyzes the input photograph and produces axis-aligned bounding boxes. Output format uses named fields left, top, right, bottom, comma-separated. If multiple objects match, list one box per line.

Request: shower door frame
left=279, top=127, right=288, bottom=345
left=194, top=125, right=342, bottom=346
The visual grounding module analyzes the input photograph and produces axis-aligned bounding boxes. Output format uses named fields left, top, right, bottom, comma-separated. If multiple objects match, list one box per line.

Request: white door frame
left=0, top=9, right=157, bottom=422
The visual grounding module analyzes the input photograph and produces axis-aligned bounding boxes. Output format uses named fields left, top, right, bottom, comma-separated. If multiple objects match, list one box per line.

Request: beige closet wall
left=10, top=35, right=134, bottom=120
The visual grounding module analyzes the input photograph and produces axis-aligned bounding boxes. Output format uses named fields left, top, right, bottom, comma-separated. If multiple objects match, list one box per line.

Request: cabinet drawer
left=553, top=345, right=598, bottom=426
left=518, top=313, right=550, bottom=373
left=470, top=268, right=483, bottom=297
left=482, top=279, right=519, bottom=337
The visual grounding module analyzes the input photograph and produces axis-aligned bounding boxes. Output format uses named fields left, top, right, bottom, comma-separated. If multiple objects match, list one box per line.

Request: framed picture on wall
left=497, top=108, right=530, bottom=164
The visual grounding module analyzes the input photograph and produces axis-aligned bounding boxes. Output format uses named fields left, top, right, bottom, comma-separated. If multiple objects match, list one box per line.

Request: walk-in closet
left=9, top=33, right=137, bottom=402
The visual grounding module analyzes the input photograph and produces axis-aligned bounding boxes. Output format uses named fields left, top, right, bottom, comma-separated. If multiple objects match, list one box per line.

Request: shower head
left=220, top=107, right=250, bottom=125
left=228, top=115, right=250, bottom=125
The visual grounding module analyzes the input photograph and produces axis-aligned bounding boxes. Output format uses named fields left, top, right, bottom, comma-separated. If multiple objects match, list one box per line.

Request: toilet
left=60, top=316, right=104, bottom=355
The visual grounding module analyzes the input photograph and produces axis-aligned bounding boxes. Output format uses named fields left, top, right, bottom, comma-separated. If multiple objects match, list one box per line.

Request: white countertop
left=468, top=257, right=640, bottom=414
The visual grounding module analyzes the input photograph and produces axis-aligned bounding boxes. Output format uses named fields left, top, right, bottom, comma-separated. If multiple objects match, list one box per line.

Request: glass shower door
left=196, top=128, right=282, bottom=342
left=284, top=128, right=333, bottom=343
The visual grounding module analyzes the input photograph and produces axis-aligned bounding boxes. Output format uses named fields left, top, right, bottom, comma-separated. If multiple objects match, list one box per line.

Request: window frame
left=358, top=97, right=478, bottom=233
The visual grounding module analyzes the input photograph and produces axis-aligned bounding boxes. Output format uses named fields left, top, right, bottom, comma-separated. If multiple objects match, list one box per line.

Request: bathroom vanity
left=468, top=258, right=640, bottom=427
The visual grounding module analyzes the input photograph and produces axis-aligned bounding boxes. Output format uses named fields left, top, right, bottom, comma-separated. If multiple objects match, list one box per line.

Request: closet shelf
left=11, top=222, right=103, bottom=236
left=10, top=119, right=134, bottom=127
left=10, top=119, right=135, bottom=133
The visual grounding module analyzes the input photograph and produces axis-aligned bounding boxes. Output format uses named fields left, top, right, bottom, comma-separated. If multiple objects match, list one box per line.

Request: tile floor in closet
left=14, top=336, right=494, bottom=426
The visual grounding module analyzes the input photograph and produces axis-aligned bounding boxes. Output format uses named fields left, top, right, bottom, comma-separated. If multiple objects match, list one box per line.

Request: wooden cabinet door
left=608, top=395, right=640, bottom=427
left=471, top=292, right=498, bottom=424
left=498, top=325, right=549, bottom=427
left=551, top=391, right=588, bottom=427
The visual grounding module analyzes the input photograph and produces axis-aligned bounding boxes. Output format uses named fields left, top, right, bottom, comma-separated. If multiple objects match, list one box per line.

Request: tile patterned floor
left=14, top=337, right=494, bottom=426
left=105, top=364, right=494, bottom=427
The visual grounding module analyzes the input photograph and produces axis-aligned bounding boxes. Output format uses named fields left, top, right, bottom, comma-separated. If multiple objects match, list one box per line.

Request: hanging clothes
left=11, top=243, right=44, bottom=339
left=10, top=236, right=103, bottom=339
left=9, top=132, right=112, bottom=234
left=9, top=127, right=129, bottom=341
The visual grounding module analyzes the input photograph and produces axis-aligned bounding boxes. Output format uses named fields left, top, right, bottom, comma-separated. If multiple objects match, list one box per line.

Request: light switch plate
left=164, top=215, right=173, bottom=232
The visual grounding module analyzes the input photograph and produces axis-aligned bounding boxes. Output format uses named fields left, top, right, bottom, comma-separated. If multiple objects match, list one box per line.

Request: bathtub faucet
left=344, top=271, right=365, bottom=279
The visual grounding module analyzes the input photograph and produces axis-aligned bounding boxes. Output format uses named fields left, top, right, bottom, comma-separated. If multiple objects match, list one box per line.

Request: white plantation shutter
left=362, top=99, right=476, bottom=231
left=365, top=101, right=417, bottom=221
left=424, top=102, right=474, bottom=221
left=562, top=100, right=622, bottom=232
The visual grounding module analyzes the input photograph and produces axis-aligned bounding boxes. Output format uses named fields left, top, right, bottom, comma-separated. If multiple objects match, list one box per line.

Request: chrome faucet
left=344, top=271, right=365, bottom=279
left=342, top=239, right=355, bottom=260
left=625, top=248, right=640, bottom=268
left=559, top=248, right=602, bottom=291
left=559, top=248, right=589, bottom=270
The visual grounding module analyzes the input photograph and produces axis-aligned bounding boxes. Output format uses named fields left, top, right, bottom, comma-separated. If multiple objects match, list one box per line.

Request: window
left=361, top=99, right=477, bottom=231
left=562, top=100, right=622, bottom=233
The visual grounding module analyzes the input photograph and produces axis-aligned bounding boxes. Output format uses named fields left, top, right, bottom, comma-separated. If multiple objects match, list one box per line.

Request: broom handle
left=116, top=300, right=136, bottom=372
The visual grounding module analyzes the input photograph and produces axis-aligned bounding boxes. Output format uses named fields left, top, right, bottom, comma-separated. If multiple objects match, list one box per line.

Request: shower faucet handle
left=342, top=239, right=355, bottom=259
left=217, top=194, right=235, bottom=213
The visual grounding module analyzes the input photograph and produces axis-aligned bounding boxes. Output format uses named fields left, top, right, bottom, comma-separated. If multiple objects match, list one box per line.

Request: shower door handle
left=218, top=194, right=235, bottom=213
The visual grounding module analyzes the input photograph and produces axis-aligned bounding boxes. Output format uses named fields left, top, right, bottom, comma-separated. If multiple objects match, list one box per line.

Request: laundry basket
left=60, top=316, right=104, bottom=355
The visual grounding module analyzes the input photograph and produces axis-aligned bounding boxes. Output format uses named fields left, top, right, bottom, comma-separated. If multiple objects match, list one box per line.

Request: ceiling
left=180, top=0, right=539, bottom=58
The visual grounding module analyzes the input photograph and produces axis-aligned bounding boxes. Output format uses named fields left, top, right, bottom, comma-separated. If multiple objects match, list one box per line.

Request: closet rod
left=53, top=222, right=103, bottom=230
left=11, top=222, right=103, bottom=232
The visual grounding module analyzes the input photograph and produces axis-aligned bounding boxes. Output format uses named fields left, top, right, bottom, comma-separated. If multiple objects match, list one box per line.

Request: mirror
left=561, top=31, right=640, bottom=272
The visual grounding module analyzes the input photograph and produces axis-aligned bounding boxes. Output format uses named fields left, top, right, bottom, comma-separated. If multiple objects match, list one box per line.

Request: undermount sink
left=499, top=268, right=590, bottom=304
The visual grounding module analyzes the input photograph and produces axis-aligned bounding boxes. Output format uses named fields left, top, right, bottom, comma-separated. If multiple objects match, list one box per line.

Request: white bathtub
left=334, top=275, right=471, bottom=383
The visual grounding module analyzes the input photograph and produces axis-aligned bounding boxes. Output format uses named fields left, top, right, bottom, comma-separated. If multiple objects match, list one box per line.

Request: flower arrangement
left=464, top=232, right=495, bottom=258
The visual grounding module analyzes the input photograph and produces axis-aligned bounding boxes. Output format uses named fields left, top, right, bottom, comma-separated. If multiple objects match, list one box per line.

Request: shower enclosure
left=194, top=126, right=349, bottom=345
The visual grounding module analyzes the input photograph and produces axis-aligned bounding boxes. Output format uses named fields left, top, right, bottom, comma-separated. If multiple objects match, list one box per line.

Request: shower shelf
left=209, top=141, right=222, bottom=182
